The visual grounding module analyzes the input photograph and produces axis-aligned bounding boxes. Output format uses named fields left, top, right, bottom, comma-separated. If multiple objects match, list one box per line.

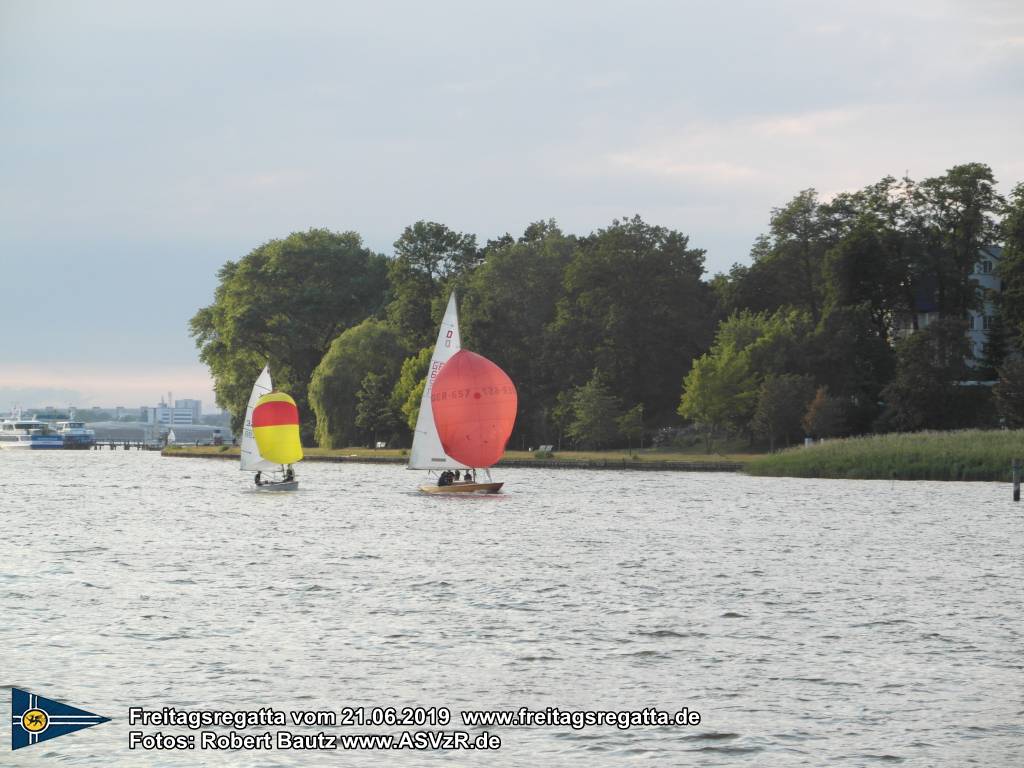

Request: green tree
left=805, top=305, right=895, bottom=433
left=549, top=216, right=714, bottom=423
left=878, top=318, right=971, bottom=431
left=617, top=404, right=644, bottom=453
left=189, top=229, right=388, bottom=439
left=802, top=386, right=848, bottom=439
left=309, top=320, right=408, bottom=448
left=910, top=163, right=1003, bottom=318
left=549, top=390, right=575, bottom=451
left=678, top=342, right=757, bottom=452
left=567, top=372, right=623, bottom=449
left=997, top=184, right=1024, bottom=351
left=390, top=346, right=433, bottom=434
left=993, top=359, right=1024, bottom=427
left=460, top=220, right=576, bottom=447
left=355, top=372, right=400, bottom=447
left=751, top=374, right=815, bottom=452
left=387, top=221, right=479, bottom=347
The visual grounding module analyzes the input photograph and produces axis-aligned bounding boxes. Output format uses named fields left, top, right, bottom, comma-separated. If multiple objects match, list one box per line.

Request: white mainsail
left=240, top=364, right=276, bottom=472
left=408, top=292, right=469, bottom=471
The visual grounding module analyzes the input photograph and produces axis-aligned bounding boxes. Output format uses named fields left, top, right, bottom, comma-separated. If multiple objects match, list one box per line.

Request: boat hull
left=0, top=437, right=64, bottom=450
left=255, top=480, right=298, bottom=492
left=419, top=481, right=503, bottom=495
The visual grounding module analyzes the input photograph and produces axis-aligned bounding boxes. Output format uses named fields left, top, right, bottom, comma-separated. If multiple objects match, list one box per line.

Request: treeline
left=190, top=162, right=1024, bottom=452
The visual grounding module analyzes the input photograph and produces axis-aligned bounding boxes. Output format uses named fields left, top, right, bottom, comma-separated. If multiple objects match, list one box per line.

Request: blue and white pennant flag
left=11, top=688, right=110, bottom=750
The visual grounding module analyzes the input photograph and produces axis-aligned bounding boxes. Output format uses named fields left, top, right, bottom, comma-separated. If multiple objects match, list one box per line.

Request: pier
left=92, top=440, right=161, bottom=451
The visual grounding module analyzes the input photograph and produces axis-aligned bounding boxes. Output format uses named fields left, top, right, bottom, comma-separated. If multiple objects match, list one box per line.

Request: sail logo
left=11, top=689, right=110, bottom=750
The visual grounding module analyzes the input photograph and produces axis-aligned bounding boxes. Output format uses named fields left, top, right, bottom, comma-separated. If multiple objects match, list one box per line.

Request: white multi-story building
left=141, top=400, right=198, bottom=425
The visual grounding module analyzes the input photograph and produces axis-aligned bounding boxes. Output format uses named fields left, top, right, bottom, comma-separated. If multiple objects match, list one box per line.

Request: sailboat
left=241, top=365, right=303, bottom=491
left=409, top=293, right=517, bottom=494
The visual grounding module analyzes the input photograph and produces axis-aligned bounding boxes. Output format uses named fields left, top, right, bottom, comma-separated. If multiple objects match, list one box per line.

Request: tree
left=998, top=183, right=1024, bottom=352
left=387, top=221, right=479, bottom=347
left=549, top=216, right=715, bottom=423
left=805, top=305, right=895, bottom=433
left=460, top=220, right=576, bottom=448
left=978, top=310, right=1008, bottom=381
left=802, top=387, right=848, bottom=439
left=617, top=404, right=644, bottom=453
left=993, top=359, right=1024, bottom=427
left=389, top=346, right=433, bottom=434
left=189, top=229, right=388, bottom=439
left=878, top=318, right=971, bottom=431
left=567, top=372, right=623, bottom=449
left=718, top=191, right=839, bottom=321
left=309, top=320, right=408, bottom=448
left=355, top=372, right=400, bottom=447
left=751, top=374, right=815, bottom=451
left=909, top=163, right=1003, bottom=318
left=678, top=342, right=758, bottom=452
left=549, top=390, right=575, bottom=451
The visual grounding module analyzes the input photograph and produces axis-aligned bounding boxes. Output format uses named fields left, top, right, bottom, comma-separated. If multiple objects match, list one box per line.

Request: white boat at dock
left=0, top=416, right=64, bottom=449
left=54, top=420, right=96, bottom=449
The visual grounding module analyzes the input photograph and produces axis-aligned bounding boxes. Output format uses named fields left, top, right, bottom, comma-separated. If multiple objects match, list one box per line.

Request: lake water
left=1, top=451, right=1021, bottom=766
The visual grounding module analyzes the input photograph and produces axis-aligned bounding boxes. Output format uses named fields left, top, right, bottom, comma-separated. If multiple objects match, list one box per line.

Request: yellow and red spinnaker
left=252, top=392, right=303, bottom=465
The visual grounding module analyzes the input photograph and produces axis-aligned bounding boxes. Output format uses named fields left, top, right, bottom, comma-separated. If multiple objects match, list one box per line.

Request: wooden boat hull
left=256, top=480, right=298, bottom=492
left=419, top=481, right=503, bottom=495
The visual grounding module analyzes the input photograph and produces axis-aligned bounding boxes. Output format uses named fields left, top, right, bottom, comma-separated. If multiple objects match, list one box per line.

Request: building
left=174, top=399, right=202, bottom=423
left=141, top=398, right=199, bottom=426
left=894, top=245, right=1003, bottom=372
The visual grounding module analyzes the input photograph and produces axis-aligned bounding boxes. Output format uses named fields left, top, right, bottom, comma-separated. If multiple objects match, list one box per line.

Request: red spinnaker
left=430, top=350, right=517, bottom=468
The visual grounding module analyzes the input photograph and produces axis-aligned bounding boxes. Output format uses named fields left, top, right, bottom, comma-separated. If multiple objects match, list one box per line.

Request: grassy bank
left=746, top=430, right=1024, bottom=481
left=162, top=444, right=760, bottom=470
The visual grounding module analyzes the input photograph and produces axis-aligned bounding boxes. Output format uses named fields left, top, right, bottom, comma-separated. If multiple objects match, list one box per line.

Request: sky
left=2, top=0, right=1023, bottom=410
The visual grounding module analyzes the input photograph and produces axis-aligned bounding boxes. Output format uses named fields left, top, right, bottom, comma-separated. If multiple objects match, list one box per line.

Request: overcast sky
left=2, top=0, right=1022, bottom=410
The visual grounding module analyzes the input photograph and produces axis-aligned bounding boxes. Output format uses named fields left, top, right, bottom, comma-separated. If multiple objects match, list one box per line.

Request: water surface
left=1, top=451, right=1021, bottom=766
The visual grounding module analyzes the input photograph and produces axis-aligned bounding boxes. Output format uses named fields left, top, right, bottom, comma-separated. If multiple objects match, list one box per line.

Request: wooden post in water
left=1014, top=459, right=1021, bottom=502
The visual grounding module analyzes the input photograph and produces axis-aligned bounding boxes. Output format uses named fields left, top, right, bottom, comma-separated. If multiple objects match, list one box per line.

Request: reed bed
left=746, top=430, right=1024, bottom=481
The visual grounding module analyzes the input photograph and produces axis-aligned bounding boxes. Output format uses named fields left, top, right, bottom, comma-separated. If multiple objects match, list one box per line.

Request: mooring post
left=1013, top=459, right=1021, bottom=502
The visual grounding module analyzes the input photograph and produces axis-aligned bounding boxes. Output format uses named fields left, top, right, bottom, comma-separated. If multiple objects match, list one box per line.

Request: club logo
left=11, top=689, right=109, bottom=750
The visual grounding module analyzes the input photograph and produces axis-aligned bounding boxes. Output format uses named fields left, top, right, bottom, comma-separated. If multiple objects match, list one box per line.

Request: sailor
left=453, top=470, right=461, bottom=481
left=285, top=467, right=294, bottom=482
left=438, top=470, right=452, bottom=487
left=255, top=471, right=263, bottom=486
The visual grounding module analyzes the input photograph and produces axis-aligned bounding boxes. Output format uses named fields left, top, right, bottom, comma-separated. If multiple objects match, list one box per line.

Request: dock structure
left=92, top=440, right=160, bottom=451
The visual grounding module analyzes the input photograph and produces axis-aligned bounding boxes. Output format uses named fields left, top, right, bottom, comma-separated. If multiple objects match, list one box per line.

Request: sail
left=408, top=292, right=469, bottom=470
left=252, top=392, right=304, bottom=466
left=240, top=365, right=276, bottom=472
left=431, top=349, right=517, bottom=468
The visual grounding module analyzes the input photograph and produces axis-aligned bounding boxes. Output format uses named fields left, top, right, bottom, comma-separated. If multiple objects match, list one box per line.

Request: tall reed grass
left=746, top=430, right=1024, bottom=481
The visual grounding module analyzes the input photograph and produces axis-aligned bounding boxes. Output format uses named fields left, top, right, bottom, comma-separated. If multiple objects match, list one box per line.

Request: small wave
left=631, top=629, right=699, bottom=639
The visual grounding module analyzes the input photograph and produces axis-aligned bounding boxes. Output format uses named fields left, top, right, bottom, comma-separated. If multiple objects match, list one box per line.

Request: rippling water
left=1, top=451, right=1022, bottom=766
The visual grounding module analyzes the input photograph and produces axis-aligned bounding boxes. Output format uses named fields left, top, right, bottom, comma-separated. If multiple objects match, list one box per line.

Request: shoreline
left=161, top=447, right=745, bottom=472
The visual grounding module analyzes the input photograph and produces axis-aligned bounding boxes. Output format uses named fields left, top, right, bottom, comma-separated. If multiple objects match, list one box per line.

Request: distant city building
left=141, top=397, right=200, bottom=425
left=174, top=399, right=202, bottom=422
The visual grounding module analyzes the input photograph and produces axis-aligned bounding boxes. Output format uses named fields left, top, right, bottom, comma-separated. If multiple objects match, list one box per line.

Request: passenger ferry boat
left=0, top=417, right=64, bottom=449
left=54, top=420, right=96, bottom=449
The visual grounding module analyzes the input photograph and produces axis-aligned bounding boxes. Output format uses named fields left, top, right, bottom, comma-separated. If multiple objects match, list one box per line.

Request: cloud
left=604, top=155, right=759, bottom=183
